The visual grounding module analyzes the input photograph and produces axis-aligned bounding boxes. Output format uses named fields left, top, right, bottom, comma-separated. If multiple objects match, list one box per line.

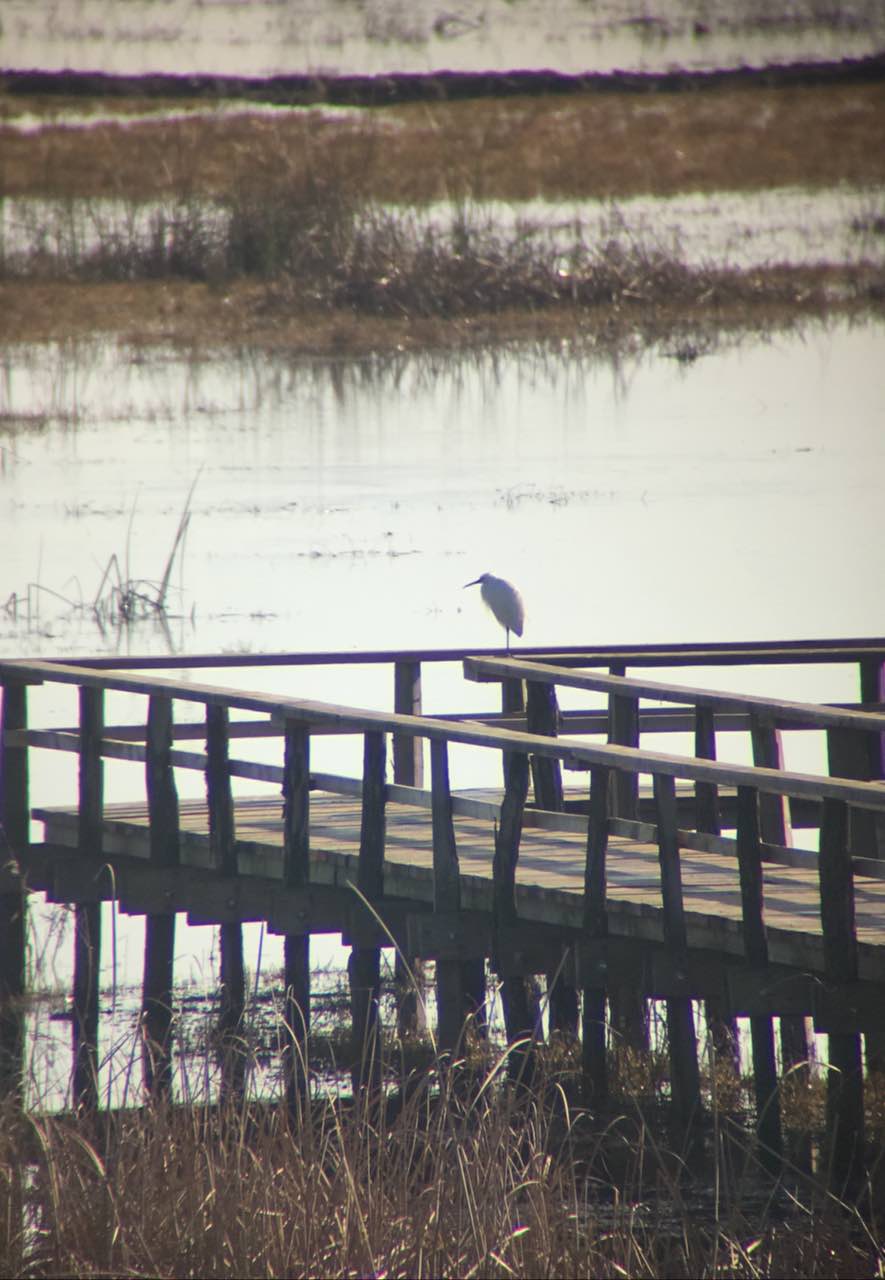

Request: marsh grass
left=2, top=1033, right=882, bottom=1280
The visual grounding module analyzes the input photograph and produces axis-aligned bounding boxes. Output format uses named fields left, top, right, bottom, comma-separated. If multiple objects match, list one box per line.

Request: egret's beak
left=463, top=578, right=482, bottom=589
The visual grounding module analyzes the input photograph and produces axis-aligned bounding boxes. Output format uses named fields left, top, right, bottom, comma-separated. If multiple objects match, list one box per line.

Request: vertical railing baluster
left=73, top=685, right=103, bottom=1112
left=653, top=772, right=700, bottom=1128
left=693, top=704, right=721, bottom=835
left=608, top=663, right=638, bottom=820
left=206, top=703, right=245, bottom=1103
left=735, top=784, right=782, bottom=1169
left=143, top=694, right=179, bottom=1099
left=349, top=730, right=385, bottom=1095
left=282, top=719, right=311, bottom=1112
left=0, top=678, right=29, bottom=1105
left=581, top=763, right=610, bottom=1103
left=818, top=797, right=865, bottom=1197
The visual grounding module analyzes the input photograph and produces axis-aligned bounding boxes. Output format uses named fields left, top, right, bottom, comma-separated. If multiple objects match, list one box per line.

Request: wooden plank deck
left=32, top=792, right=885, bottom=983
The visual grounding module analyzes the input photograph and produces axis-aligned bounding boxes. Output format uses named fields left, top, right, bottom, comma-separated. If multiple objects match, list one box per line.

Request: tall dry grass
left=1, top=1036, right=882, bottom=1279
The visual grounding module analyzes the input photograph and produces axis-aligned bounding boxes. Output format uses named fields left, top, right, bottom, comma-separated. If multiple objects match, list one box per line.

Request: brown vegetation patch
left=2, top=80, right=885, bottom=203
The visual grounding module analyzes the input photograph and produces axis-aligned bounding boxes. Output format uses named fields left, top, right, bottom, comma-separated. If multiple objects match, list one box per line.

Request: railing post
left=349, top=730, right=385, bottom=1095
left=72, top=686, right=103, bottom=1113
left=282, top=719, right=311, bottom=1113
left=143, top=694, right=179, bottom=1100
left=0, top=679, right=29, bottom=1105
left=736, top=785, right=782, bottom=1170
left=693, top=705, right=721, bottom=836
left=653, top=773, right=701, bottom=1130
left=206, top=704, right=245, bottom=1104
left=608, top=663, right=639, bottom=820
left=582, top=764, right=610, bottom=1103
left=818, top=797, right=865, bottom=1198
left=391, top=661, right=427, bottom=1039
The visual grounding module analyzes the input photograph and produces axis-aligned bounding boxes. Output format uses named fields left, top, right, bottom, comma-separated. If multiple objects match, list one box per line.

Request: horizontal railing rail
left=4, top=659, right=885, bottom=810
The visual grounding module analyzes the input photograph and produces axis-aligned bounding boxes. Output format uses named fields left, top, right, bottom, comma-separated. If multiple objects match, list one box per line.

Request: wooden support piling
left=581, top=764, right=610, bottom=1103
left=492, top=747, right=535, bottom=1079
left=750, top=711, right=811, bottom=1079
left=430, top=738, right=464, bottom=1054
left=349, top=730, right=385, bottom=1093
left=818, top=797, right=865, bottom=1197
left=858, top=657, right=885, bottom=1074
left=282, top=720, right=311, bottom=1111
left=653, top=773, right=701, bottom=1128
left=736, top=785, right=782, bottom=1169
left=143, top=694, right=180, bottom=1098
left=391, top=661, right=427, bottom=1038
left=0, top=680, right=28, bottom=1104
left=72, top=686, right=103, bottom=1112
left=526, top=680, right=577, bottom=1037
left=206, top=705, right=245, bottom=1102
left=607, top=667, right=648, bottom=1050
left=694, top=706, right=739, bottom=1073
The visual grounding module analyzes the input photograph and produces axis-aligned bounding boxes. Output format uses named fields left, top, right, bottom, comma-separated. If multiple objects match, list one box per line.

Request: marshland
left=2, top=2, right=885, bottom=1276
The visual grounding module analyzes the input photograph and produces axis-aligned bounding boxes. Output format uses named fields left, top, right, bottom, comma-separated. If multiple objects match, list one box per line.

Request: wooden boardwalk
left=33, top=790, right=885, bottom=982
left=4, top=640, right=885, bottom=1192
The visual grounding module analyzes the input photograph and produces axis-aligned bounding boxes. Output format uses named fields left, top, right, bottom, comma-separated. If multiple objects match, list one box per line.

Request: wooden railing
left=2, top=642, right=885, bottom=1192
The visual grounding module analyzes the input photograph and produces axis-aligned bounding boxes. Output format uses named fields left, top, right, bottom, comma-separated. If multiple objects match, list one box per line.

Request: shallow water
left=2, top=324, right=882, bottom=1102
left=3, top=0, right=884, bottom=79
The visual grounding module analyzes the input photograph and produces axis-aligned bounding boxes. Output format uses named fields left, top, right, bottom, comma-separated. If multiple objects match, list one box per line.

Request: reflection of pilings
left=0, top=679, right=28, bottom=1105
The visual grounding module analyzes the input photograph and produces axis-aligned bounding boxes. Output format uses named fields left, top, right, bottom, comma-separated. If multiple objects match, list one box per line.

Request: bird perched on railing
left=463, top=573, right=525, bottom=652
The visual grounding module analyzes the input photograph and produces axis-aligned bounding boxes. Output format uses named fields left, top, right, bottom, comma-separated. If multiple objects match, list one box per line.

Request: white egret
left=463, top=573, right=525, bottom=652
